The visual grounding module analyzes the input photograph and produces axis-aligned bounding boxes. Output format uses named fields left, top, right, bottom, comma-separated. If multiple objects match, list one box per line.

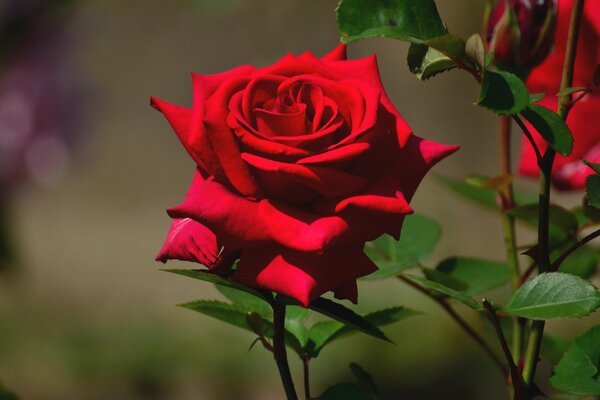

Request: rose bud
left=152, top=45, right=458, bottom=306
left=518, top=0, right=600, bottom=190
left=485, top=0, right=557, bottom=70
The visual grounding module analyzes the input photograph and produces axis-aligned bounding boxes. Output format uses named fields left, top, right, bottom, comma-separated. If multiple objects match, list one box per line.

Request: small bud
left=485, top=0, right=557, bottom=70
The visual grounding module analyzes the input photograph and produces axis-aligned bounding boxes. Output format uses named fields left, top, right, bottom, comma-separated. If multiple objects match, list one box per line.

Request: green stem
left=272, top=302, right=298, bottom=400
left=498, top=115, right=523, bottom=364
left=522, top=0, right=586, bottom=389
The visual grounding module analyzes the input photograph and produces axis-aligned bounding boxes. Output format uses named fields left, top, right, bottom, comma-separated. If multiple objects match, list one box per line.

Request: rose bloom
left=153, top=45, right=457, bottom=306
left=518, top=0, right=600, bottom=190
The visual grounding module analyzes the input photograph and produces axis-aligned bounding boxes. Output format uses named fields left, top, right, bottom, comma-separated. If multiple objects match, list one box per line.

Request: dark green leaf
left=401, top=274, right=483, bottom=310
left=584, top=160, right=600, bottom=175
left=350, top=363, right=382, bottom=399
left=507, top=203, right=579, bottom=241
left=280, top=296, right=392, bottom=344
left=521, top=104, right=574, bottom=156
left=586, top=175, right=600, bottom=209
left=557, top=245, right=599, bottom=279
left=305, top=306, right=419, bottom=357
left=542, top=334, right=572, bottom=365
left=364, top=213, right=441, bottom=279
left=407, top=44, right=456, bottom=80
left=436, top=257, right=509, bottom=295
left=179, top=300, right=265, bottom=332
left=530, top=93, right=545, bottom=103
left=162, top=269, right=272, bottom=303
left=318, top=383, right=370, bottom=400
left=551, top=325, right=600, bottom=395
left=216, top=285, right=271, bottom=315
left=337, top=0, right=447, bottom=44
left=423, top=269, right=469, bottom=291
left=476, top=70, right=530, bottom=115
left=504, top=272, right=600, bottom=319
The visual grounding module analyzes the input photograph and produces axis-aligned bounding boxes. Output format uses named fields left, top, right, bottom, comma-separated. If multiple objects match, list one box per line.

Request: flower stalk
left=272, top=302, right=298, bottom=400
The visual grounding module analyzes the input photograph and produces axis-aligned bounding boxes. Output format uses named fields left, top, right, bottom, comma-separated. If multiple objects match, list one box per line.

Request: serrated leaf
left=504, top=273, right=600, bottom=319
left=521, top=104, right=574, bottom=156
left=280, top=296, right=391, bottom=345
left=318, top=383, right=370, bottom=400
left=477, top=70, right=530, bottom=115
left=584, top=160, right=600, bottom=175
left=364, top=213, right=441, bottom=279
left=466, top=33, right=485, bottom=67
left=305, top=306, right=419, bottom=357
left=337, top=0, right=447, bottom=44
left=551, top=325, right=600, bottom=395
left=407, top=44, right=456, bottom=80
left=350, top=363, right=382, bottom=399
left=163, top=269, right=272, bottom=303
left=401, top=274, right=483, bottom=310
left=216, top=285, right=271, bottom=315
left=586, top=175, right=600, bottom=209
left=436, top=257, right=509, bottom=295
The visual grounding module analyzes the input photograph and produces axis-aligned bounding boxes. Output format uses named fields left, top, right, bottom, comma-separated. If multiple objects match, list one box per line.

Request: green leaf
left=350, top=363, right=382, bottom=399
left=305, top=306, right=419, bottom=357
left=465, top=33, right=485, bottom=68
left=586, top=175, right=600, bottom=209
left=521, top=104, right=574, bottom=156
left=401, top=274, right=483, bottom=310
left=318, top=383, right=370, bottom=400
left=281, top=296, right=392, bottom=345
left=542, top=334, right=572, bottom=365
left=557, top=245, right=600, bottom=279
left=364, top=213, right=441, bottom=279
left=407, top=44, right=456, bottom=80
left=216, top=285, right=271, bottom=315
left=504, top=272, right=600, bottom=319
left=422, top=269, right=469, bottom=292
left=530, top=93, right=545, bottom=103
left=551, top=325, right=600, bottom=395
left=476, top=70, right=530, bottom=115
left=179, top=300, right=266, bottom=332
left=337, top=0, right=447, bottom=44
left=436, top=257, right=509, bottom=295
left=584, top=160, right=600, bottom=175
left=163, top=269, right=273, bottom=303
left=285, top=306, right=310, bottom=348
left=507, top=203, right=579, bottom=237
left=556, top=87, right=587, bottom=97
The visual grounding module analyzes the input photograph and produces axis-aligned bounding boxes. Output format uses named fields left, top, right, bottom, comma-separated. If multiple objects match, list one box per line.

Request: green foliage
left=476, top=70, right=530, bottom=115
left=585, top=175, right=600, bottom=209
left=318, top=383, right=370, bottom=400
left=401, top=274, right=483, bottom=310
left=304, top=307, right=420, bottom=357
left=179, top=300, right=267, bottom=333
left=350, top=363, right=382, bottom=399
left=0, top=384, right=17, bottom=400
left=337, top=0, right=447, bottom=44
left=584, top=160, right=600, bottom=175
left=521, top=104, right=574, bottom=156
left=556, top=245, right=599, bottom=279
left=216, top=285, right=271, bottom=315
left=407, top=44, right=456, bottom=80
left=551, top=325, right=600, bottom=395
left=507, top=204, right=579, bottom=238
left=504, top=273, right=600, bottom=320
left=435, top=257, right=509, bottom=295
left=364, top=213, right=441, bottom=279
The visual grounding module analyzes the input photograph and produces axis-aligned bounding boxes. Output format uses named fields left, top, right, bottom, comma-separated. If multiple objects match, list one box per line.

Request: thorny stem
left=498, top=115, right=524, bottom=364
left=522, top=0, right=586, bottom=390
left=273, top=302, right=298, bottom=400
left=397, top=275, right=507, bottom=377
left=512, top=115, right=543, bottom=164
left=551, top=228, right=600, bottom=271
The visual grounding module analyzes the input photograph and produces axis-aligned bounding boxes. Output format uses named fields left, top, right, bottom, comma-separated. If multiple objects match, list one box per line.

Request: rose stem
left=522, top=0, right=586, bottom=389
left=272, top=301, right=298, bottom=400
left=302, top=355, right=311, bottom=400
left=397, top=275, right=507, bottom=377
left=498, top=114, right=524, bottom=365
left=551, top=228, right=600, bottom=270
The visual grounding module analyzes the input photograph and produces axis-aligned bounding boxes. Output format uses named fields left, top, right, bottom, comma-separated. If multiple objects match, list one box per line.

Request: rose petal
left=167, top=170, right=270, bottom=244
left=297, top=142, right=371, bottom=165
left=155, top=218, right=238, bottom=273
left=322, top=44, right=347, bottom=62
left=241, top=152, right=368, bottom=197
left=233, top=244, right=376, bottom=306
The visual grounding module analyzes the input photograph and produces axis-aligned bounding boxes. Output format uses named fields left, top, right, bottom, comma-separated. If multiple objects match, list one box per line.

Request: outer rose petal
left=322, top=44, right=347, bottom=61
left=233, top=244, right=377, bottom=306
left=518, top=95, right=600, bottom=189
left=167, top=170, right=270, bottom=244
left=156, top=218, right=238, bottom=272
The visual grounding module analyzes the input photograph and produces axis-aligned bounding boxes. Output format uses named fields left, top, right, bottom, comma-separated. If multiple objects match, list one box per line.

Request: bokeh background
left=0, top=1, right=597, bottom=399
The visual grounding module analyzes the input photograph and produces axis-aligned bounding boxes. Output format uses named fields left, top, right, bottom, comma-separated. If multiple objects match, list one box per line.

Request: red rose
left=152, top=45, right=457, bottom=306
left=518, top=0, right=600, bottom=190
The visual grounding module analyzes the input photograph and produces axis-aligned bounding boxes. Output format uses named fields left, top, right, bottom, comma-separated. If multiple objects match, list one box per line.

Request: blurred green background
left=0, top=0, right=597, bottom=399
